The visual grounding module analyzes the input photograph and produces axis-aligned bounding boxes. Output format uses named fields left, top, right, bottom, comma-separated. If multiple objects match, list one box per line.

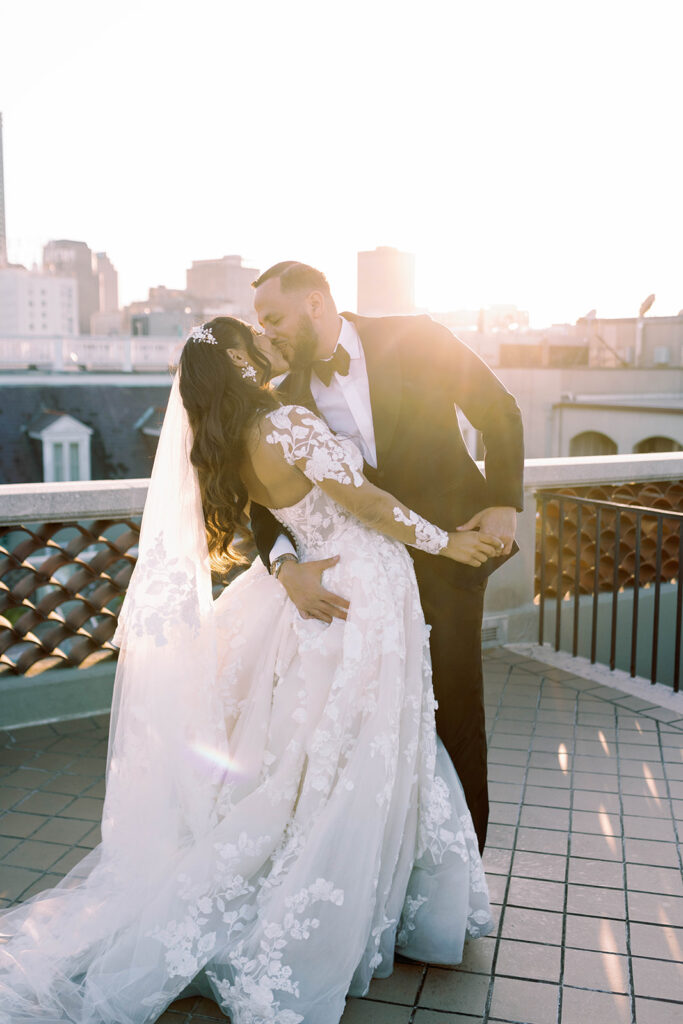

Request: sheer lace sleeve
left=265, top=406, right=449, bottom=556
left=265, top=405, right=364, bottom=488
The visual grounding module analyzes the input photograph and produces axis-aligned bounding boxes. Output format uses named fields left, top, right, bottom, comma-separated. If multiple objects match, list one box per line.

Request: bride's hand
left=444, top=530, right=503, bottom=566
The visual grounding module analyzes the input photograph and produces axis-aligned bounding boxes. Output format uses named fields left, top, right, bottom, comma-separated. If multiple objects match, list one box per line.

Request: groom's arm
left=249, top=502, right=296, bottom=570
left=417, top=316, right=525, bottom=513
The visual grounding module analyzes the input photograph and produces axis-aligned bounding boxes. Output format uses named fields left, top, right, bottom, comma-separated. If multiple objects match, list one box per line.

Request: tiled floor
left=1, top=648, right=682, bottom=1023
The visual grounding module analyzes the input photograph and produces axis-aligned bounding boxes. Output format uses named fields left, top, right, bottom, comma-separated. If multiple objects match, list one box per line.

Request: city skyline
left=1, top=1, right=682, bottom=328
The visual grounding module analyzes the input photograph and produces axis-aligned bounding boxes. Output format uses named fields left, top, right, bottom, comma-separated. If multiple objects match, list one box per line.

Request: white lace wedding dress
left=0, top=404, right=492, bottom=1024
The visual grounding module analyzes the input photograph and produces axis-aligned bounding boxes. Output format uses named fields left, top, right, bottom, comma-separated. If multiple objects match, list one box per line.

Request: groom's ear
left=306, top=290, right=325, bottom=320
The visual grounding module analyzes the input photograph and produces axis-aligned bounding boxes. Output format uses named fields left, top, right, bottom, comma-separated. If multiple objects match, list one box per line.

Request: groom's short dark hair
left=252, top=261, right=330, bottom=294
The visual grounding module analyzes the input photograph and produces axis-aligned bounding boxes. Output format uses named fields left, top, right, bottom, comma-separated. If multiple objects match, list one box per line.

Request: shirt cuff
left=269, top=535, right=298, bottom=566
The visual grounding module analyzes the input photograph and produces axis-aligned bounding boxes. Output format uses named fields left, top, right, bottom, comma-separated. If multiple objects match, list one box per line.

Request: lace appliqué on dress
left=393, top=507, right=448, bottom=555
left=265, top=405, right=364, bottom=488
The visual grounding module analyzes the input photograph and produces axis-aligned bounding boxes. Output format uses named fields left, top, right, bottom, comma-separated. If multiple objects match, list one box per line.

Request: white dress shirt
left=310, top=316, right=377, bottom=469
left=269, top=316, right=377, bottom=564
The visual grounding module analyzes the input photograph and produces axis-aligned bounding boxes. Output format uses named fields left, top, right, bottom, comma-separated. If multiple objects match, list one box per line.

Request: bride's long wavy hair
left=178, top=316, right=280, bottom=572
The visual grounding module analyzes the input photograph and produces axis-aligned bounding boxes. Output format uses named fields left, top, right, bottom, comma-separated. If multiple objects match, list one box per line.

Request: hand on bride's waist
left=276, top=556, right=350, bottom=624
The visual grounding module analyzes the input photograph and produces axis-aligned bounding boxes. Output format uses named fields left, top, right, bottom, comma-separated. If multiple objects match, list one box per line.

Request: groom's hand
left=277, top=556, right=350, bottom=623
left=456, top=506, right=517, bottom=555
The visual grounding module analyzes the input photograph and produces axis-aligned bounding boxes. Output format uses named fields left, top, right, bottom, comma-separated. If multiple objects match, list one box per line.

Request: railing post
left=651, top=517, right=664, bottom=685
left=538, top=496, right=547, bottom=645
left=610, top=508, right=621, bottom=671
left=555, top=498, right=564, bottom=651
left=591, top=506, right=602, bottom=664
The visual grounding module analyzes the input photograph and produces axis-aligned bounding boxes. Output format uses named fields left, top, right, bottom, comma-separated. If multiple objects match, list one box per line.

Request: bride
left=0, top=316, right=498, bottom=1024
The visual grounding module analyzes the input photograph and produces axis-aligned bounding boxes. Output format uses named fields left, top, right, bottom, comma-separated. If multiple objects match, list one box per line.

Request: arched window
left=569, top=431, right=618, bottom=457
left=633, top=436, right=683, bottom=454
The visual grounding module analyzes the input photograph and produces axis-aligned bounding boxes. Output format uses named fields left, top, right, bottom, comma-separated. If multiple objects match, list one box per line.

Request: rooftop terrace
left=1, top=648, right=682, bottom=1023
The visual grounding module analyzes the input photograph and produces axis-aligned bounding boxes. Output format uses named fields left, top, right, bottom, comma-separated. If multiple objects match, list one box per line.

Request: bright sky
left=1, top=0, right=682, bottom=327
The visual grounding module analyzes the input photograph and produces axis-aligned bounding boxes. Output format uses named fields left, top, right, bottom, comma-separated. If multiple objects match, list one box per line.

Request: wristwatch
left=271, top=552, right=298, bottom=580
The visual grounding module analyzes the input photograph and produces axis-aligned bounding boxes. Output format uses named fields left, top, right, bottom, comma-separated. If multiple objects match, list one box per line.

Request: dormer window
left=28, top=413, right=93, bottom=482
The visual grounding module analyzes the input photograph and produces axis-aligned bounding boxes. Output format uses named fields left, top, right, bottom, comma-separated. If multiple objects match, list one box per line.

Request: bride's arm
left=262, top=405, right=502, bottom=567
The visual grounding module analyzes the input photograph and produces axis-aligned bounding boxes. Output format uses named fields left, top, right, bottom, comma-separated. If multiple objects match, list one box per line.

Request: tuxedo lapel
left=342, top=312, right=401, bottom=464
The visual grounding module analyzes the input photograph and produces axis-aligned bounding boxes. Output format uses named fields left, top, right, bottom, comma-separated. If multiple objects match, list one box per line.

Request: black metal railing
left=537, top=491, right=683, bottom=692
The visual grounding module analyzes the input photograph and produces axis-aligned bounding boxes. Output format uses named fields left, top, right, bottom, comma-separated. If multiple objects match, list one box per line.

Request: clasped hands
left=276, top=506, right=517, bottom=624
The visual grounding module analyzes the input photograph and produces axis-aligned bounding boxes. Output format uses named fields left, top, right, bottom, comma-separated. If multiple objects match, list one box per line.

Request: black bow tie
left=312, top=344, right=351, bottom=387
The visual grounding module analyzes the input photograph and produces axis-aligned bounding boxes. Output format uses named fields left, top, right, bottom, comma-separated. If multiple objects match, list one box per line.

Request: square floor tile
left=419, top=968, right=489, bottom=1015
left=566, top=883, right=626, bottom=919
left=571, top=809, right=622, bottom=836
left=626, top=815, right=679, bottom=839
left=507, top=876, right=565, bottom=913
left=624, top=838, right=680, bottom=868
left=634, top=996, right=683, bottom=1024
left=572, top=771, right=619, bottom=793
left=451, top=935, right=496, bottom=976
left=39, top=775, right=92, bottom=796
left=564, top=913, right=627, bottom=954
left=482, top=847, right=513, bottom=875
left=0, top=864, right=41, bottom=900
left=632, top=955, right=683, bottom=1001
left=569, top=832, right=621, bottom=861
left=568, top=857, right=623, bottom=889
left=0, top=786, right=29, bottom=811
left=341, top=1000, right=411, bottom=1023
left=1, top=839, right=70, bottom=871
left=500, top=906, right=563, bottom=945
left=486, top=873, right=507, bottom=904
left=12, top=791, right=72, bottom=816
left=495, top=939, right=561, bottom=982
left=620, top=777, right=667, bottom=798
left=524, top=785, right=572, bottom=809
left=572, top=790, right=620, bottom=814
left=630, top=921, right=683, bottom=961
left=622, top=793, right=671, bottom=819
left=366, top=964, right=423, bottom=1005
left=561, top=986, right=630, bottom=1024
left=512, top=850, right=567, bottom=882
left=487, top=823, right=516, bottom=849
left=626, top=864, right=683, bottom=897
left=59, top=797, right=104, bottom=821
left=50, top=846, right=88, bottom=875
left=0, top=811, right=44, bottom=839
left=489, top=802, right=519, bottom=826
left=516, top=827, right=569, bottom=857
left=520, top=805, right=570, bottom=831
left=627, top=892, right=683, bottom=928
left=563, top=948, right=629, bottom=993
left=30, top=816, right=93, bottom=845
left=489, top=977, right=558, bottom=1024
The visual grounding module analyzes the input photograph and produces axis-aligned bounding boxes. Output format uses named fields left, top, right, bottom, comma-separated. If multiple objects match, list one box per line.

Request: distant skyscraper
left=95, top=252, right=119, bottom=314
left=357, top=246, right=415, bottom=316
left=186, top=255, right=260, bottom=322
left=0, top=113, right=7, bottom=268
left=43, top=240, right=99, bottom=334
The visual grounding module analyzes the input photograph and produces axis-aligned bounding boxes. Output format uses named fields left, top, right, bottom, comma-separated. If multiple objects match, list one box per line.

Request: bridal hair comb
left=241, top=365, right=257, bottom=380
left=188, top=324, right=217, bottom=345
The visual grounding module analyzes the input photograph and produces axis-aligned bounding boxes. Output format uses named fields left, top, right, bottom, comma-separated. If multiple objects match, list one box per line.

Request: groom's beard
left=284, top=314, right=320, bottom=371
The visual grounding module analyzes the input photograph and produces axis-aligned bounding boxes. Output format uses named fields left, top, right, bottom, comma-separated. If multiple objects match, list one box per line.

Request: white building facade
left=0, top=267, right=78, bottom=337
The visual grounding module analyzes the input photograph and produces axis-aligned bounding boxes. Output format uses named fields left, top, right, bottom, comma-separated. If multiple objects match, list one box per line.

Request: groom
left=250, top=262, right=524, bottom=853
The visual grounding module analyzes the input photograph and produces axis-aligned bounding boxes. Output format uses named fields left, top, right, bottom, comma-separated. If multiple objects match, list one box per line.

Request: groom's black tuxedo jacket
left=251, top=312, right=525, bottom=589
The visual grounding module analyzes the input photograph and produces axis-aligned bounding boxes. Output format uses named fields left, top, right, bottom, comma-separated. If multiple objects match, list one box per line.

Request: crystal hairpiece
left=188, top=325, right=217, bottom=345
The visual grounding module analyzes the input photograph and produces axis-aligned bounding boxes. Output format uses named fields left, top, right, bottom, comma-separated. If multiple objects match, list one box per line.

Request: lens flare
left=191, top=742, right=244, bottom=776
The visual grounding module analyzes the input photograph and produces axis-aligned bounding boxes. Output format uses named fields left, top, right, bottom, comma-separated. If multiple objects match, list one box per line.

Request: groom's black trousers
left=414, top=567, right=489, bottom=855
